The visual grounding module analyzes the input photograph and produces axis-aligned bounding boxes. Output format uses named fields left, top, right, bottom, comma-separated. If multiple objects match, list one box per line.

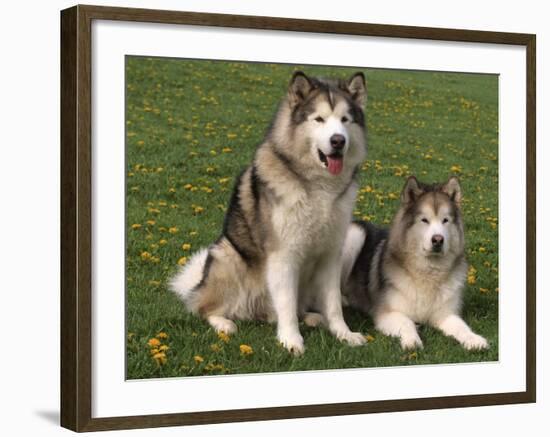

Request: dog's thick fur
left=341, top=176, right=489, bottom=350
left=170, top=71, right=368, bottom=354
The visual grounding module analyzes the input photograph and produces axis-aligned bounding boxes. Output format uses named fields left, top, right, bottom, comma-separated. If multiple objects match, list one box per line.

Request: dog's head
left=398, top=176, right=464, bottom=258
left=284, top=71, right=367, bottom=176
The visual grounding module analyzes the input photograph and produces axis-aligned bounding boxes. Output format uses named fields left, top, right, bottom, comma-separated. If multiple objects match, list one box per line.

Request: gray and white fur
left=170, top=71, right=368, bottom=355
left=341, top=176, right=489, bottom=350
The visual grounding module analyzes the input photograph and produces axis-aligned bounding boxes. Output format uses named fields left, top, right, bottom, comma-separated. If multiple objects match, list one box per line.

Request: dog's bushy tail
left=168, top=248, right=209, bottom=312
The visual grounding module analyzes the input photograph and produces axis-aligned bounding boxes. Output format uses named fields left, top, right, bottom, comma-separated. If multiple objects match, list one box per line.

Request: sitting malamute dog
left=341, top=176, right=489, bottom=350
left=170, top=71, right=368, bottom=354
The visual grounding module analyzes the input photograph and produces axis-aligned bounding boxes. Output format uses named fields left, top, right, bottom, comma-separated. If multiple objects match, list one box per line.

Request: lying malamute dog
left=170, top=71, right=368, bottom=354
left=341, top=176, right=489, bottom=350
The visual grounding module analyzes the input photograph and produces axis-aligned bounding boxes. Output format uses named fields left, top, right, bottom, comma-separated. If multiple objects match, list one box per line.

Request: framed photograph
left=60, top=4, right=536, bottom=432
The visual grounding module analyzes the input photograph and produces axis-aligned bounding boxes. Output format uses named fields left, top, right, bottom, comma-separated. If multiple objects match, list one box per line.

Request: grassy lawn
left=125, top=57, right=499, bottom=379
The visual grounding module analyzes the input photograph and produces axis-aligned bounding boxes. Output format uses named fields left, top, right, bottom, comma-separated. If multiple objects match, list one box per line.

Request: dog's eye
left=314, top=116, right=325, bottom=123
left=442, top=218, right=449, bottom=224
left=421, top=218, right=429, bottom=224
left=341, top=116, right=349, bottom=123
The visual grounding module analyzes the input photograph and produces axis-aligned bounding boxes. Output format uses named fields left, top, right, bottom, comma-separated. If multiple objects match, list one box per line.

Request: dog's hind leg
left=207, top=315, right=237, bottom=334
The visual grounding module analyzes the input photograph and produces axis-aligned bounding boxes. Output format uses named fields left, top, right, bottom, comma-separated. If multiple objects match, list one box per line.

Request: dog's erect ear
left=347, top=72, right=366, bottom=107
left=288, top=71, right=313, bottom=106
left=401, top=176, right=423, bottom=204
left=442, top=176, right=463, bottom=206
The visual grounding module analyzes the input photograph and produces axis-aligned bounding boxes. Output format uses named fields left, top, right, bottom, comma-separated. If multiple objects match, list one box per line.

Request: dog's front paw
left=278, top=331, right=305, bottom=356
left=400, top=333, right=424, bottom=350
left=338, top=330, right=367, bottom=346
left=207, top=316, right=238, bottom=334
left=462, top=333, right=489, bottom=350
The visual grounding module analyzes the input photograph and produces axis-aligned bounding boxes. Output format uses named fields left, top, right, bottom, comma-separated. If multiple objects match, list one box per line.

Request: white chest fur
left=272, top=185, right=356, bottom=259
left=384, top=264, right=466, bottom=324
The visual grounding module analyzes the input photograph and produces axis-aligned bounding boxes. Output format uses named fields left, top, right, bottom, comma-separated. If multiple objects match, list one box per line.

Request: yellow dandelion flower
left=150, top=256, right=160, bottom=263
left=168, top=187, right=176, bottom=193
left=159, top=345, right=169, bottom=352
left=206, top=167, right=215, bottom=173
left=159, top=239, right=167, bottom=245
left=194, top=355, right=204, bottom=363
left=227, top=133, right=237, bottom=139
left=168, top=227, right=178, bottom=234
left=239, top=344, right=253, bottom=356
left=479, top=247, right=486, bottom=253
left=210, top=344, right=221, bottom=352
left=189, top=231, right=198, bottom=237
left=153, top=352, right=167, bottom=365
left=467, top=265, right=477, bottom=284
left=140, top=251, right=152, bottom=261
left=210, top=150, right=218, bottom=156
left=217, top=331, right=230, bottom=343
left=479, top=287, right=490, bottom=293
left=148, top=338, right=161, bottom=347
left=222, top=147, right=232, bottom=153
left=146, top=220, right=156, bottom=226
left=181, top=243, right=191, bottom=251
left=156, top=332, right=168, bottom=339
left=183, top=183, right=193, bottom=190
left=218, top=177, right=230, bottom=184
left=204, top=362, right=226, bottom=372
left=148, top=207, right=161, bottom=214
left=388, top=192, right=398, bottom=200
left=192, top=205, right=204, bottom=214
left=450, top=165, right=462, bottom=173
left=177, top=256, right=187, bottom=266
left=365, top=334, right=375, bottom=343
left=131, top=223, right=142, bottom=230
left=150, top=348, right=159, bottom=355
left=158, top=201, right=167, bottom=207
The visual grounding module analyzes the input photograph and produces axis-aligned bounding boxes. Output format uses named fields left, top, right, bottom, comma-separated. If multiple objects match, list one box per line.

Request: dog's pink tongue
left=327, top=156, right=343, bottom=175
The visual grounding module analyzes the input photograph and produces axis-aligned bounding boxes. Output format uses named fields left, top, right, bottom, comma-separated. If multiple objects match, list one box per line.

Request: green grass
left=125, top=57, right=499, bottom=379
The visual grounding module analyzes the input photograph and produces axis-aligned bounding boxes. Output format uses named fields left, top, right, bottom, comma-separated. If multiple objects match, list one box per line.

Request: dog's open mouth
left=318, top=149, right=344, bottom=176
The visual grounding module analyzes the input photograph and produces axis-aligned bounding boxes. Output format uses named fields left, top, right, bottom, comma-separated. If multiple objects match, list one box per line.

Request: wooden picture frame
left=60, top=4, right=536, bottom=432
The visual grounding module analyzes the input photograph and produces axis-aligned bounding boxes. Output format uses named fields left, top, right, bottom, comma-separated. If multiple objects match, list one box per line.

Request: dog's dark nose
left=431, top=234, right=444, bottom=250
left=330, top=134, right=346, bottom=150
